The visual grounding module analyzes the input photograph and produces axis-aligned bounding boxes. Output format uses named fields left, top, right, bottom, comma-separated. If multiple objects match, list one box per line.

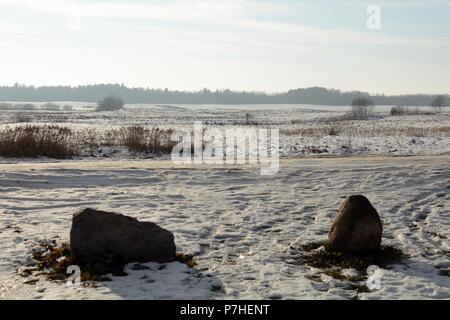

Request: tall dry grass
left=0, top=125, right=179, bottom=158
left=119, top=126, right=176, bottom=154
left=0, top=125, right=78, bottom=158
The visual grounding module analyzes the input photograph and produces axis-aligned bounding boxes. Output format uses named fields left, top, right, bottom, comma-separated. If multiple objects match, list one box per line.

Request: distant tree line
left=0, top=83, right=448, bottom=106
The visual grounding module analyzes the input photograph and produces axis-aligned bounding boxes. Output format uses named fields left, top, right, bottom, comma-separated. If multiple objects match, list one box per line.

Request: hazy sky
left=0, top=0, right=449, bottom=94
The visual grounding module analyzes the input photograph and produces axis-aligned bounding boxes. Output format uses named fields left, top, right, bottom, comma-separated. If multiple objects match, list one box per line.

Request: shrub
left=62, top=105, right=73, bottom=111
left=351, top=97, right=375, bottom=120
left=390, top=106, right=407, bottom=116
left=119, top=126, right=176, bottom=154
left=96, top=96, right=124, bottom=111
left=0, top=125, right=78, bottom=158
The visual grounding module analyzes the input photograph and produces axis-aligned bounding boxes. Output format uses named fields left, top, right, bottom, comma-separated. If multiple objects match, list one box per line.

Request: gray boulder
left=70, top=208, right=176, bottom=264
left=327, top=195, right=382, bottom=253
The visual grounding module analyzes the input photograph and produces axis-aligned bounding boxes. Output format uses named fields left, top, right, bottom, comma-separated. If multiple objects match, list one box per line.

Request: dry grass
left=19, top=240, right=199, bottom=286
left=296, top=242, right=407, bottom=272
left=119, top=125, right=176, bottom=154
left=281, top=123, right=450, bottom=138
left=0, top=125, right=179, bottom=158
left=287, top=241, right=407, bottom=296
left=29, top=240, right=113, bottom=284
left=0, top=125, right=78, bottom=158
left=175, top=253, right=198, bottom=268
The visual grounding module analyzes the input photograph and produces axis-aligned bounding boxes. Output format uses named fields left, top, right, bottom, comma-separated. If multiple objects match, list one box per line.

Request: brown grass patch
left=293, top=241, right=407, bottom=272
left=0, top=125, right=180, bottom=158
left=176, top=253, right=197, bottom=268
left=21, top=240, right=198, bottom=285
left=0, top=125, right=78, bottom=158
left=29, top=240, right=112, bottom=284
left=119, top=125, right=176, bottom=154
left=287, top=241, right=407, bottom=295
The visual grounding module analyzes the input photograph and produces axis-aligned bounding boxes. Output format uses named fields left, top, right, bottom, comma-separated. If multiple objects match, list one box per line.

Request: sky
left=0, top=0, right=449, bottom=95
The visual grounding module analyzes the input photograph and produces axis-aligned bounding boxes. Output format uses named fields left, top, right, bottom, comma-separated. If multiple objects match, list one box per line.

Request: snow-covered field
left=0, top=156, right=449, bottom=300
left=0, top=103, right=449, bottom=159
left=0, top=104, right=449, bottom=300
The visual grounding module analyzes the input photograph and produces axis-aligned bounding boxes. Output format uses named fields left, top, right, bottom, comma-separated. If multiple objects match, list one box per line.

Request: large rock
left=327, top=195, right=382, bottom=253
left=70, top=208, right=176, bottom=264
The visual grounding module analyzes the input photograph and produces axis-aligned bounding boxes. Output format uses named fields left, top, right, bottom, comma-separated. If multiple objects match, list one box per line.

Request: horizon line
left=2, top=83, right=449, bottom=97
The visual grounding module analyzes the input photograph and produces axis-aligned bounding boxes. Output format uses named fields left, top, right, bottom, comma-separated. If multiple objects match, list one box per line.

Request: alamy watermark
left=367, top=5, right=381, bottom=30
left=66, top=265, right=81, bottom=288
left=170, top=122, right=280, bottom=175
left=366, top=265, right=383, bottom=291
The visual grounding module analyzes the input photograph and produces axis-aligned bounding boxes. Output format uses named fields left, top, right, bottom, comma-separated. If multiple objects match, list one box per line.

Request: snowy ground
left=0, top=104, right=448, bottom=299
left=0, top=156, right=449, bottom=300
left=1, top=103, right=449, bottom=159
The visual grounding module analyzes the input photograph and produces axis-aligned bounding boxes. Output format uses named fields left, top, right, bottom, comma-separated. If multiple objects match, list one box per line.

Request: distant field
left=0, top=103, right=448, bottom=160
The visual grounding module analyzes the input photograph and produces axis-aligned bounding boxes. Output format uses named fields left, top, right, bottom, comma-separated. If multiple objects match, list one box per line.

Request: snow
left=0, top=156, right=449, bottom=300
left=1, top=104, right=449, bottom=159
left=0, top=104, right=448, bottom=299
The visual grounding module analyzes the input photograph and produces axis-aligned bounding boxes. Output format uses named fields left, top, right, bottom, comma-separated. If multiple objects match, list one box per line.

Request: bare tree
left=351, top=97, right=375, bottom=120
left=430, top=95, right=445, bottom=113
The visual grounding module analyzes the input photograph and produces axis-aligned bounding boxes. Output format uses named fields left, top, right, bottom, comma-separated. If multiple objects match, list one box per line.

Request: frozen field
left=0, top=156, right=449, bottom=300
left=0, top=103, right=449, bottom=159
